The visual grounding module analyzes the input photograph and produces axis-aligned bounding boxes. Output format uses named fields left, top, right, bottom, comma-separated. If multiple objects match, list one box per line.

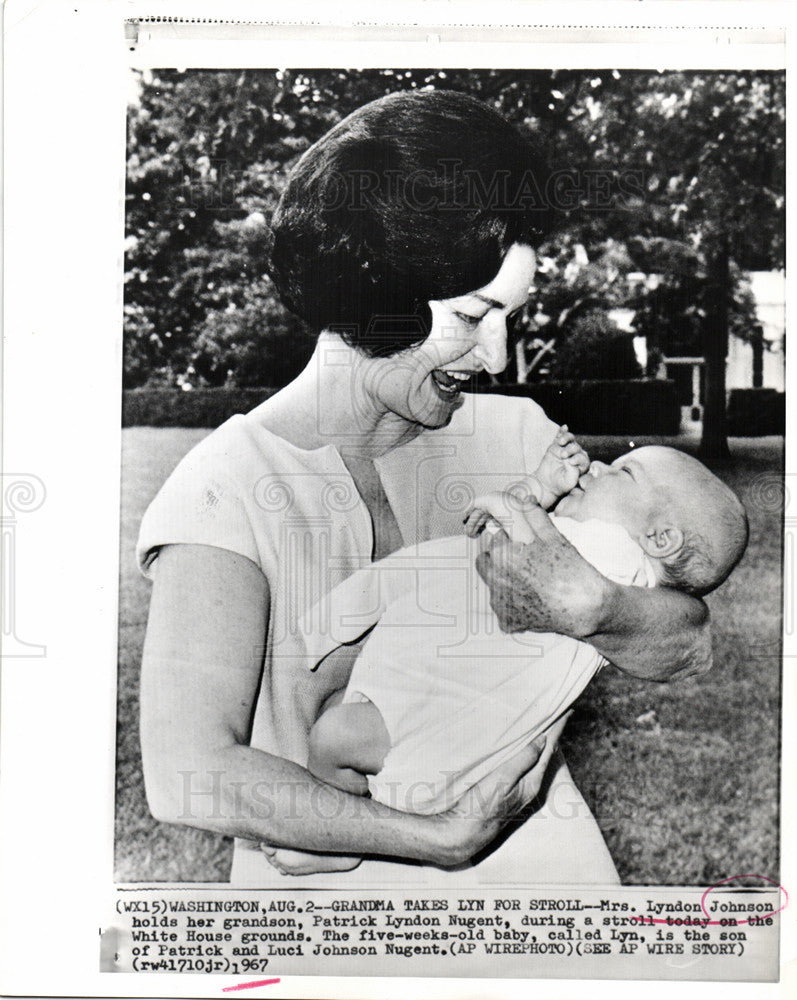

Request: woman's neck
left=254, top=333, right=424, bottom=461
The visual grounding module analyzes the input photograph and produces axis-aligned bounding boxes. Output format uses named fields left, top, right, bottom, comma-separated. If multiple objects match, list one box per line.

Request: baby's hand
left=464, top=488, right=540, bottom=545
left=535, top=425, right=590, bottom=503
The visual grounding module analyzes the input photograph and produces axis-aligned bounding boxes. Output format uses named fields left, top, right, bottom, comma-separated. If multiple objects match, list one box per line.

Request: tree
left=565, top=72, right=785, bottom=458
left=125, top=69, right=324, bottom=386
left=509, top=237, right=642, bottom=383
left=125, top=68, right=785, bottom=457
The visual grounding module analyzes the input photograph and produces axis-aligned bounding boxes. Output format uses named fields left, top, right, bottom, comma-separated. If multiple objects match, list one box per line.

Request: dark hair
left=267, top=89, right=554, bottom=356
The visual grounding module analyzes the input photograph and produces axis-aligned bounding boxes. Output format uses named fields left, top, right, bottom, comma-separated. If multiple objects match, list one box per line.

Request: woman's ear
left=639, top=523, right=684, bottom=560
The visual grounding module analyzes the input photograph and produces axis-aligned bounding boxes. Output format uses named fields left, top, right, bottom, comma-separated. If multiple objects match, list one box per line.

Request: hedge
left=492, top=379, right=682, bottom=436
left=726, top=388, right=786, bottom=437
left=122, top=388, right=278, bottom=428
left=122, top=380, right=681, bottom=434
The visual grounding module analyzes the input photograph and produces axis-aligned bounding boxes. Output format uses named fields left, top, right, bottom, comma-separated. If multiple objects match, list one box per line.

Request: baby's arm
left=464, top=426, right=589, bottom=543
left=307, top=701, right=390, bottom=793
left=262, top=699, right=390, bottom=876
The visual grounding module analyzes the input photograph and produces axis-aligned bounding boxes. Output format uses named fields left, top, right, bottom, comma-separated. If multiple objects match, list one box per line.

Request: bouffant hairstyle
left=267, top=89, right=554, bottom=357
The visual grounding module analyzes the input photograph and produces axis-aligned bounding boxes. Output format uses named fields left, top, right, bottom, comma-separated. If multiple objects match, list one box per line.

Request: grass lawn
left=115, top=428, right=783, bottom=885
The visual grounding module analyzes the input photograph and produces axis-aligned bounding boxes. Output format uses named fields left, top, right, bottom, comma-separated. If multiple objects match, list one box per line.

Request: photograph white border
left=2, top=1, right=794, bottom=997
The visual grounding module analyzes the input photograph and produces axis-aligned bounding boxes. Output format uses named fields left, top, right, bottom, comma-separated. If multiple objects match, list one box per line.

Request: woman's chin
left=411, top=383, right=466, bottom=427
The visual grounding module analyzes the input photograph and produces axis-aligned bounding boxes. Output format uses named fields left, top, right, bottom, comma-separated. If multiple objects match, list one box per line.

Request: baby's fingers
left=560, top=440, right=584, bottom=458
left=572, top=449, right=591, bottom=474
left=555, top=424, right=574, bottom=446
left=464, top=510, right=490, bottom=538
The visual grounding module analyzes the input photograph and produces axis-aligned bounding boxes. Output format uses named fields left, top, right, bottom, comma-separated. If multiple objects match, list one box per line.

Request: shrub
left=545, top=308, right=642, bottom=382
left=488, top=379, right=681, bottom=435
left=189, top=285, right=315, bottom=388
left=726, top=389, right=785, bottom=437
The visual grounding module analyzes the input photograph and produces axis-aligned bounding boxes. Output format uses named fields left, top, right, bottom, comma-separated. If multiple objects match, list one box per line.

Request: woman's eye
left=454, top=311, right=481, bottom=327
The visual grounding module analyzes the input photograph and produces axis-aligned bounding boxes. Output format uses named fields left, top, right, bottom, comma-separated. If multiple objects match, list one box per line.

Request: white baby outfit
left=303, top=518, right=656, bottom=814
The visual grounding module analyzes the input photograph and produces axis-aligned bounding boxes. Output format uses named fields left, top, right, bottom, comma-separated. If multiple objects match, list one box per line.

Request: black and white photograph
left=1, top=4, right=792, bottom=996
left=116, top=64, right=785, bottom=895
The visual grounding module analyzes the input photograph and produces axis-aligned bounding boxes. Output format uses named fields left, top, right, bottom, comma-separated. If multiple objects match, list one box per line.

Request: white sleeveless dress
left=137, top=392, right=621, bottom=887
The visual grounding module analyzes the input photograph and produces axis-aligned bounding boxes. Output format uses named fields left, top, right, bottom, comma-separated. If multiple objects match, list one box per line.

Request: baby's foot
left=260, top=844, right=362, bottom=876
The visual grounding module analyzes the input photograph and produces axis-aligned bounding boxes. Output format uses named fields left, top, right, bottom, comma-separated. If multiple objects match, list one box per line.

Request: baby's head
left=553, top=446, right=748, bottom=596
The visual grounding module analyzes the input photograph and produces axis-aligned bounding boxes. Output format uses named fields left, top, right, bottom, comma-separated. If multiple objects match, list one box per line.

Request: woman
left=139, top=90, right=710, bottom=886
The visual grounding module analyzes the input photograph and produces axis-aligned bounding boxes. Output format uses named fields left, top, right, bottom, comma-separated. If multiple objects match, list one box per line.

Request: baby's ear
left=639, top=523, right=684, bottom=561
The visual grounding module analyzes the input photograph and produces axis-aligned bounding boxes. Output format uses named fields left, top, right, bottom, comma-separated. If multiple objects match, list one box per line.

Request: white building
left=659, top=270, right=785, bottom=426
left=726, top=271, right=786, bottom=393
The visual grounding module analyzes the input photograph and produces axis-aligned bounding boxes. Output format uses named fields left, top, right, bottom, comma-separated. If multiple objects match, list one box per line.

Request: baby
left=265, top=428, right=748, bottom=874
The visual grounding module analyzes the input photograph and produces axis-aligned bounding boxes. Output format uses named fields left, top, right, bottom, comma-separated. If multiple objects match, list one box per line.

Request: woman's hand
left=475, top=505, right=608, bottom=638
left=429, top=713, right=569, bottom=867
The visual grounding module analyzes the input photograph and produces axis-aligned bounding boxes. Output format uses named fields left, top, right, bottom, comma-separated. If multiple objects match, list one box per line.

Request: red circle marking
left=700, top=875, right=788, bottom=925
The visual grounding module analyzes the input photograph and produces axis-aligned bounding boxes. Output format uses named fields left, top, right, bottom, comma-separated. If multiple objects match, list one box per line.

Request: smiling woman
left=354, top=242, right=537, bottom=430
left=137, top=88, right=710, bottom=889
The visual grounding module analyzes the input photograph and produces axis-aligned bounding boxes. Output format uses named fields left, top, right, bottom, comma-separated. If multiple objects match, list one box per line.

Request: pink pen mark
left=222, top=978, right=281, bottom=992
left=700, top=875, right=788, bottom=923
left=630, top=875, right=788, bottom=927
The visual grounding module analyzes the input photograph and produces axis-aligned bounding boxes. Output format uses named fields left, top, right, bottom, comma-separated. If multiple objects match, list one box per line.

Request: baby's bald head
left=554, top=445, right=748, bottom=596
left=650, top=449, right=748, bottom=596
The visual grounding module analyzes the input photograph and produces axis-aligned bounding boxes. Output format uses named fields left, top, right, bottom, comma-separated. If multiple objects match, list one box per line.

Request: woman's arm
left=140, top=543, right=555, bottom=866
left=475, top=511, right=712, bottom=682
left=583, top=572, right=710, bottom=680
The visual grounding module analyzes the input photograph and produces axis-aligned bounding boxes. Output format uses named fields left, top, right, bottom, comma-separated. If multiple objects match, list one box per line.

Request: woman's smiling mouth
left=431, top=370, right=474, bottom=395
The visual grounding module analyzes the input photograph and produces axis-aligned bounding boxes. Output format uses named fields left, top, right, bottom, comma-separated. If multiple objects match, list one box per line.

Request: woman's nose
left=472, top=317, right=508, bottom=374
